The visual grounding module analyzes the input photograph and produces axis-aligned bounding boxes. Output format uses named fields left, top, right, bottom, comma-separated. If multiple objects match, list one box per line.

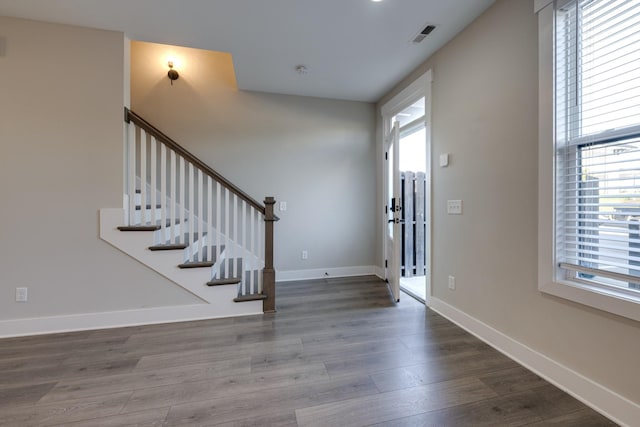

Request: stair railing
left=123, top=108, right=276, bottom=312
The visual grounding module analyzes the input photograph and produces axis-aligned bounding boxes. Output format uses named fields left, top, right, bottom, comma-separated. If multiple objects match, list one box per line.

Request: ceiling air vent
left=412, top=25, right=436, bottom=44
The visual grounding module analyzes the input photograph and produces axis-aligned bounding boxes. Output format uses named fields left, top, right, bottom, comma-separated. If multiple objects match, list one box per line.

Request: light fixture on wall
left=167, top=60, right=179, bottom=85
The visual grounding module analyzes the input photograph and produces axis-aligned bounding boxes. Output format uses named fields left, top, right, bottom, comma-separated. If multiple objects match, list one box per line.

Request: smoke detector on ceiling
left=412, top=25, right=436, bottom=44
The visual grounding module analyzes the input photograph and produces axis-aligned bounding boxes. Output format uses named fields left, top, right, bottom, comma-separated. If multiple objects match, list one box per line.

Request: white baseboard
left=428, top=297, right=639, bottom=427
left=0, top=267, right=384, bottom=337
left=0, top=302, right=264, bottom=338
left=276, top=266, right=378, bottom=282
left=373, top=265, right=385, bottom=280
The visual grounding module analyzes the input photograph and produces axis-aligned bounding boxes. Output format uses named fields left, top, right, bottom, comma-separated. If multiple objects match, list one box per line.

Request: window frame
left=537, top=0, right=640, bottom=321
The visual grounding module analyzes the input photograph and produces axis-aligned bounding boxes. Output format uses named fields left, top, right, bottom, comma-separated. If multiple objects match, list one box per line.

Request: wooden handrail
left=124, top=107, right=265, bottom=214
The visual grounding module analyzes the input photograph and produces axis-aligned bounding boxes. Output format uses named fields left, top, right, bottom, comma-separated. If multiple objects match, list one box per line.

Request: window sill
left=540, top=279, right=640, bottom=322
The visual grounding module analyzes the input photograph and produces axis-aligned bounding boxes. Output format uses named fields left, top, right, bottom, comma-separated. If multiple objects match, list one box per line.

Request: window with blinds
left=555, top=0, right=640, bottom=293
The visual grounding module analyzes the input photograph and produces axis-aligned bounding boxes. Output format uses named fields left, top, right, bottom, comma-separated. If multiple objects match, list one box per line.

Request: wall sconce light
left=167, top=61, right=179, bottom=85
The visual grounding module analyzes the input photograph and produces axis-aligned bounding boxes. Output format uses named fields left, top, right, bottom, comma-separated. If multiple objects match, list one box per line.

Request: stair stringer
left=99, top=208, right=263, bottom=317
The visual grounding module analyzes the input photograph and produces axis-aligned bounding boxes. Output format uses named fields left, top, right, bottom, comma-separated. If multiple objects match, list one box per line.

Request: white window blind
left=555, top=0, right=640, bottom=292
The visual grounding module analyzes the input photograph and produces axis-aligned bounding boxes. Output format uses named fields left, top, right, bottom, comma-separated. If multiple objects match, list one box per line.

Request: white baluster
left=150, top=136, right=157, bottom=227
left=188, top=163, right=195, bottom=262
left=197, top=169, right=203, bottom=262
left=242, top=200, right=247, bottom=294
left=216, top=182, right=222, bottom=276
left=128, top=123, right=136, bottom=226
left=258, top=213, right=264, bottom=293
left=179, top=156, right=185, bottom=245
left=170, top=150, right=176, bottom=243
left=207, top=176, right=213, bottom=269
left=139, top=129, right=147, bottom=225
left=233, top=194, right=238, bottom=283
left=249, top=206, right=258, bottom=294
left=160, top=143, right=167, bottom=242
left=225, top=188, right=230, bottom=278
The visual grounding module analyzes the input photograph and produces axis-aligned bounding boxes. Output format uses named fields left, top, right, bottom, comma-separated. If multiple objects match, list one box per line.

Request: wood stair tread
left=149, top=243, right=188, bottom=251
left=178, top=260, right=215, bottom=269
left=118, top=225, right=160, bottom=231
left=149, top=233, right=210, bottom=252
left=234, top=293, right=267, bottom=302
left=118, top=219, right=182, bottom=232
left=207, top=278, right=241, bottom=286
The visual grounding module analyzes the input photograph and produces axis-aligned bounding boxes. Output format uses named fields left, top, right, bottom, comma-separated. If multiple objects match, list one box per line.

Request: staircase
left=100, top=108, right=277, bottom=318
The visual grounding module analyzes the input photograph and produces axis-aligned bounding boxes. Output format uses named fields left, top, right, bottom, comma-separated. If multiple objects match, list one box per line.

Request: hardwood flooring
left=0, top=276, right=616, bottom=426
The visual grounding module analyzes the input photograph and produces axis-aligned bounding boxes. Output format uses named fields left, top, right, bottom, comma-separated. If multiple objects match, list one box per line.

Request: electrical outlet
left=15, top=287, right=28, bottom=302
left=301, top=250, right=308, bottom=260
left=448, top=276, right=456, bottom=290
left=279, top=201, right=287, bottom=212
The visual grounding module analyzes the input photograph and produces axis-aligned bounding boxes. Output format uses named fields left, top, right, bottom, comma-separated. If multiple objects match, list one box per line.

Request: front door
left=385, top=121, right=401, bottom=302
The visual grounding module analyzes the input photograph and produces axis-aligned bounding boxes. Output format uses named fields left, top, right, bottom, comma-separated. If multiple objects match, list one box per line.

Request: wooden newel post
left=263, top=197, right=277, bottom=313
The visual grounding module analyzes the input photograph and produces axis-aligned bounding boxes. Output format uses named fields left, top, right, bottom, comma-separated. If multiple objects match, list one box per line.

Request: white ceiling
left=0, top=0, right=495, bottom=102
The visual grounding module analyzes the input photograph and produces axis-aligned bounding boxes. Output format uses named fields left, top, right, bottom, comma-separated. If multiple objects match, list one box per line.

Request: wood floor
left=0, top=276, right=616, bottom=426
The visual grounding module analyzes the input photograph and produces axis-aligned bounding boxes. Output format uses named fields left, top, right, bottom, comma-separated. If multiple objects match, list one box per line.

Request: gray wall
left=130, top=41, right=377, bottom=274
left=0, top=17, right=198, bottom=321
left=378, top=0, right=640, bottom=404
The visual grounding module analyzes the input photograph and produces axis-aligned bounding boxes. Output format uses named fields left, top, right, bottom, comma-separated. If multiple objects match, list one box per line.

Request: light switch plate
left=447, top=200, right=462, bottom=215
left=439, top=153, right=449, bottom=167
left=15, top=287, right=28, bottom=302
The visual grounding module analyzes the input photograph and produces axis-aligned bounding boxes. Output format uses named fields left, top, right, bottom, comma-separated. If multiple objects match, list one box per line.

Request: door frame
left=380, top=69, right=433, bottom=303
